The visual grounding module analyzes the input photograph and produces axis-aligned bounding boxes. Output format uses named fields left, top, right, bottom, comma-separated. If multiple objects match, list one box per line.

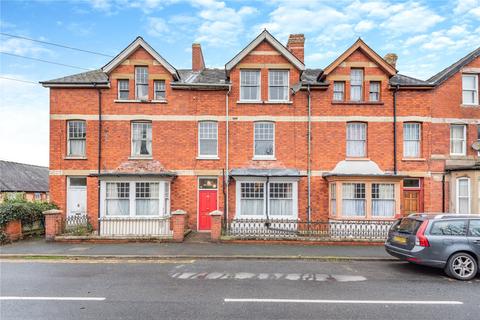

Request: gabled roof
left=322, top=38, right=397, bottom=78
left=427, top=46, right=480, bottom=86
left=40, top=69, right=109, bottom=87
left=0, top=160, right=49, bottom=192
left=225, top=30, right=305, bottom=74
left=102, top=36, right=180, bottom=80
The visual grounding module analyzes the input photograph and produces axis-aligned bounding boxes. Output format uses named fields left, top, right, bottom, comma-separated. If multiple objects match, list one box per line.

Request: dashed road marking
left=170, top=272, right=367, bottom=282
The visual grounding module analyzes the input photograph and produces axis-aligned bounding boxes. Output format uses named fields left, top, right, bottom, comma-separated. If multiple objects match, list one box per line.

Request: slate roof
left=300, top=69, right=328, bottom=86
left=389, top=74, right=433, bottom=87
left=175, top=69, right=228, bottom=85
left=0, top=161, right=49, bottom=192
left=427, top=46, right=480, bottom=86
left=230, top=168, right=303, bottom=177
left=40, top=69, right=109, bottom=86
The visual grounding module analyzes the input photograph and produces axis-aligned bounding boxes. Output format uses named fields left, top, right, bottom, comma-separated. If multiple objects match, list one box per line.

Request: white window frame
left=118, top=79, right=129, bottom=100
left=131, top=121, right=152, bottom=157
left=333, top=81, right=345, bottom=101
left=67, top=120, right=86, bottom=157
left=34, top=193, right=42, bottom=201
left=346, top=122, right=367, bottom=158
left=369, top=81, right=380, bottom=102
left=462, top=74, right=478, bottom=105
left=100, top=178, right=171, bottom=218
left=456, top=177, right=471, bottom=215
left=403, top=122, right=421, bottom=158
left=450, top=124, right=467, bottom=156
left=371, top=183, right=395, bottom=217
left=198, top=121, right=218, bottom=159
left=253, top=122, right=275, bottom=160
left=268, top=69, right=289, bottom=102
left=350, top=69, right=363, bottom=101
left=330, top=183, right=337, bottom=216
left=341, top=182, right=366, bottom=217
left=240, top=69, right=261, bottom=102
left=235, top=177, right=298, bottom=219
left=154, top=80, right=166, bottom=101
left=135, top=66, right=149, bottom=100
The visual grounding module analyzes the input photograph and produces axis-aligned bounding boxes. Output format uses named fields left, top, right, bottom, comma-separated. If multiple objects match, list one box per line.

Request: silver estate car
left=385, top=214, right=480, bottom=280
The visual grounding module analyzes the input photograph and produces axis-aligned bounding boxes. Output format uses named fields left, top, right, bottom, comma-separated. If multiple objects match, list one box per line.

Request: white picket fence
left=99, top=217, right=172, bottom=237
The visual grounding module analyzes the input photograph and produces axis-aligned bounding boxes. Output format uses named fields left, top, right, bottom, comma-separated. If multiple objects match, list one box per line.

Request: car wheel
left=445, top=253, right=478, bottom=281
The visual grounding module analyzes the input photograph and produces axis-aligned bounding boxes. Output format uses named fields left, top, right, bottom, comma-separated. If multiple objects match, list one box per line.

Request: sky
left=0, top=0, right=479, bottom=167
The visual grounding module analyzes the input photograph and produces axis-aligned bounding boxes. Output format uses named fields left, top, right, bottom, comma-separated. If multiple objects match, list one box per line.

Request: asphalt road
left=1, top=259, right=479, bottom=320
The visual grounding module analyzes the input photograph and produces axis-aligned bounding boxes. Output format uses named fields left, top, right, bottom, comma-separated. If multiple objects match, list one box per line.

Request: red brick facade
left=45, top=32, right=480, bottom=234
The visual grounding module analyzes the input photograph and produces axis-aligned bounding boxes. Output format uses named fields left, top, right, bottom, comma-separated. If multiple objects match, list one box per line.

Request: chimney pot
left=287, top=34, right=305, bottom=63
left=384, top=53, right=398, bottom=68
left=192, top=43, right=205, bottom=72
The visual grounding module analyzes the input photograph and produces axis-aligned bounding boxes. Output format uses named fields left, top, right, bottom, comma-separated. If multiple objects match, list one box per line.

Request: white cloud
left=147, top=17, right=169, bottom=36
left=453, top=0, right=479, bottom=14
left=0, top=37, right=52, bottom=56
left=305, top=50, right=337, bottom=63
left=380, top=2, right=444, bottom=34
left=354, top=20, right=375, bottom=33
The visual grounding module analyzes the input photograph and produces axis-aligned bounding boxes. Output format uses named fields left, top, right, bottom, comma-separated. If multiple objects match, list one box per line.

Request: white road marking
left=171, top=272, right=367, bottom=282
left=331, top=275, right=367, bottom=282
left=1, top=297, right=106, bottom=301
left=224, top=298, right=463, bottom=305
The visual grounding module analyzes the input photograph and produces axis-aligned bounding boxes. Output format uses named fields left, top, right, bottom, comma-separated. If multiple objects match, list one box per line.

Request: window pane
left=350, top=86, right=362, bottom=101
left=450, top=125, right=465, bottom=154
left=269, top=70, right=288, bottom=101
left=468, top=220, right=480, bottom=236
left=462, top=75, right=476, bottom=90
left=240, top=182, right=264, bottom=216
left=430, top=220, right=467, bottom=236
left=403, top=123, right=420, bottom=157
left=135, top=67, right=148, bottom=100
left=106, top=182, right=130, bottom=216
left=132, top=122, right=152, bottom=156
left=333, top=82, right=345, bottom=101
left=68, top=121, right=86, bottom=156
left=369, top=82, right=380, bottom=101
left=350, top=69, right=363, bottom=85
left=372, top=184, right=395, bottom=217
left=70, top=177, right=87, bottom=186
left=342, top=183, right=366, bottom=216
left=346, top=123, right=366, bottom=157
left=269, top=183, right=293, bottom=216
left=199, top=122, right=218, bottom=156
left=403, top=179, right=420, bottom=188
left=199, top=178, right=217, bottom=189
left=135, top=182, right=159, bottom=216
left=254, top=122, right=274, bottom=156
left=240, top=70, right=260, bottom=101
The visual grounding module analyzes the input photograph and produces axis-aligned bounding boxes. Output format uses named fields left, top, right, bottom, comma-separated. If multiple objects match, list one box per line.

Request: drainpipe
left=442, top=173, right=446, bottom=212
left=96, top=84, right=102, bottom=234
left=224, top=85, right=231, bottom=225
left=307, top=84, right=312, bottom=222
left=393, top=84, right=399, bottom=175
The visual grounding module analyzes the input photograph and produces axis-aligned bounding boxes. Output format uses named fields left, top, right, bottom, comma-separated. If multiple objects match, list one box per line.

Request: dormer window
left=135, top=66, right=149, bottom=100
left=462, top=74, right=478, bottom=105
left=369, top=81, right=380, bottom=102
left=350, top=69, right=363, bottom=101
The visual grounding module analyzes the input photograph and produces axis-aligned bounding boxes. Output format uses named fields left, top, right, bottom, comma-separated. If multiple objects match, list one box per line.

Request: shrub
left=0, top=198, right=58, bottom=228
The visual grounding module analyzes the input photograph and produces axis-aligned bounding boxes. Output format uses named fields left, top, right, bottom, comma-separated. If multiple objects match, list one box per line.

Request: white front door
left=67, top=177, right=87, bottom=217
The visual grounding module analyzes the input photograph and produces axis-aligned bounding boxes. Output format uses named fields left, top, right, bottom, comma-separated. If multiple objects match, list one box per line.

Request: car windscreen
left=391, top=218, right=422, bottom=235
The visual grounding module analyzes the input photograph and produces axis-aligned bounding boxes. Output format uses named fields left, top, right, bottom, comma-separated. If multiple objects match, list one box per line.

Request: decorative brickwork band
left=209, top=210, right=223, bottom=242
left=43, top=209, right=63, bottom=241
left=171, top=209, right=187, bottom=242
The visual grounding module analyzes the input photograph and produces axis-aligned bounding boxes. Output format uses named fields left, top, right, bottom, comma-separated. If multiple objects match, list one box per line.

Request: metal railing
left=64, top=215, right=89, bottom=228
left=224, top=218, right=394, bottom=241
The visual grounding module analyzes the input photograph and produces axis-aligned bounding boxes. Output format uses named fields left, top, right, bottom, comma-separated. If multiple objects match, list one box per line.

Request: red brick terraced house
left=41, top=30, right=480, bottom=238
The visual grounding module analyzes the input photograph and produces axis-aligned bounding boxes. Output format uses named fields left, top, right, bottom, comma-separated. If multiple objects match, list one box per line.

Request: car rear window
left=430, top=220, right=467, bottom=236
left=392, top=218, right=422, bottom=234
left=468, top=220, right=480, bottom=237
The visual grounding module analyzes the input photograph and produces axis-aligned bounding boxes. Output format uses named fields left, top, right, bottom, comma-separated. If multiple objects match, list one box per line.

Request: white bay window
left=456, top=178, right=470, bottom=214
left=342, top=183, right=366, bottom=216
left=236, top=179, right=298, bottom=218
left=106, top=182, right=130, bottom=216
left=371, top=183, right=395, bottom=217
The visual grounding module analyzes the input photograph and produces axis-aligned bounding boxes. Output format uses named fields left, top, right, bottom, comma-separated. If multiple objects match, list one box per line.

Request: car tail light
left=415, top=220, right=430, bottom=247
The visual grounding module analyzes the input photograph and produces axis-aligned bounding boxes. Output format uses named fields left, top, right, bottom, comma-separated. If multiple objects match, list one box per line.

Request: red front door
left=198, top=189, right=217, bottom=231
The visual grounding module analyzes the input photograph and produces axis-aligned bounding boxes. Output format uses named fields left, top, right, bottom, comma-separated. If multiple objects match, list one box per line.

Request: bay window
left=198, top=121, right=218, bottom=158
left=135, top=66, right=148, bottom=100
left=342, top=183, right=366, bottom=216
left=102, top=180, right=171, bottom=217
left=67, top=120, right=86, bottom=157
left=456, top=178, right=470, bottom=214
left=240, top=70, right=260, bottom=101
left=237, top=180, right=298, bottom=218
left=450, top=124, right=466, bottom=155
left=462, top=74, right=478, bottom=105
left=330, top=183, right=337, bottom=216
left=268, top=70, right=289, bottom=101
left=350, top=69, right=363, bottom=101
left=254, top=122, right=275, bottom=159
left=131, top=122, right=152, bottom=157
left=371, top=183, right=395, bottom=217
left=403, top=123, right=421, bottom=158
left=346, top=122, right=366, bottom=157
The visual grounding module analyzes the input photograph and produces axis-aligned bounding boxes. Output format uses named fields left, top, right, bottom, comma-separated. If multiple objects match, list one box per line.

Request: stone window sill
left=114, top=99, right=167, bottom=104
left=128, top=156, right=153, bottom=160
left=345, top=157, right=370, bottom=161
left=252, top=157, right=276, bottom=161
left=401, top=158, right=426, bottom=162
left=64, top=156, right=87, bottom=160
left=460, top=104, right=479, bottom=108
left=196, top=156, right=220, bottom=160
left=332, top=101, right=384, bottom=106
left=236, top=100, right=293, bottom=105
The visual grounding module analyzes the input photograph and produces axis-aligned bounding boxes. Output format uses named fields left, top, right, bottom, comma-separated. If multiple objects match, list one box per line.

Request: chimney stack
left=384, top=53, right=398, bottom=68
left=192, top=43, right=205, bottom=72
left=287, top=34, right=305, bottom=63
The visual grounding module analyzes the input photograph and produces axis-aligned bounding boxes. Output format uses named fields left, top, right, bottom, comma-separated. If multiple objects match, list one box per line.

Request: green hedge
left=0, top=198, right=58, bottom=227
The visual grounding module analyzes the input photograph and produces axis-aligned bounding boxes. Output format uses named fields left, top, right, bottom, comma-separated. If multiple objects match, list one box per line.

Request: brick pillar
left=171, top=209, right=186, bottom=242
left=209, top=210, right=223, bottom=242
left=43, top=209, right=63, bottom=241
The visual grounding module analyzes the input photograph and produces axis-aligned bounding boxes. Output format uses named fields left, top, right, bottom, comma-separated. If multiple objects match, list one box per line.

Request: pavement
left=1, top=259, right=479, bottom=320
left=0, top=238, right=392, bottom=260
